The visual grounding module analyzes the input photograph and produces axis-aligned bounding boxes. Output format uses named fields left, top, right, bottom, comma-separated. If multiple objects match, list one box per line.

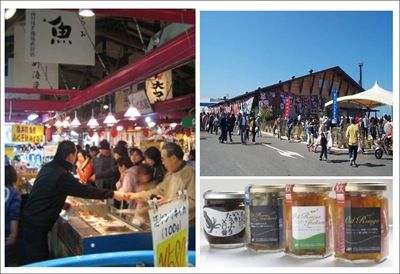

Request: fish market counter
left=49, top=197, right=153, bottom=257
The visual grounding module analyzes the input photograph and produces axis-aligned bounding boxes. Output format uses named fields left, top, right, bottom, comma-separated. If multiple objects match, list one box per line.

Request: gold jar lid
left=345, top=182, right=387, bottom=192
left=248, top=184, right=285, bottom=193
left=292, top=184, right=331, bottom=193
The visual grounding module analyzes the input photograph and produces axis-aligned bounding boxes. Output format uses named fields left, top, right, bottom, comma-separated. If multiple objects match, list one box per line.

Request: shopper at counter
left=91, top=140, right=118, bottom=190
left=115, top=156, right=138, bottom=209
left=5, top=165, right=21, bottom=266
left=76, top=150, right=93, bottom=184
left=143, top=146, right=165, bottom=183
left=126, top=142, right=195, bottom=222
left=19, top=141, right=126, bottom=265
left=129, top=147, right=144, bottom=166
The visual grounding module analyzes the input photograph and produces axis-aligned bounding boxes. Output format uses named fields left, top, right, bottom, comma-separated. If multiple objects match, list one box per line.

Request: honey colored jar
left=245, top=185, right=285, bottom=252
left=284, top=184, right=333, bottom=258
left=203, top=191, right=246, bottom=248
left=334, top=182, right=388, bottom=263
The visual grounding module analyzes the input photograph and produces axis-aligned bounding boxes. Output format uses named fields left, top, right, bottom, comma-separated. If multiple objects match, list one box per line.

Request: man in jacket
left=91, top=140, right=118, bottom=190
left=19, top=141, right=126, bottom=265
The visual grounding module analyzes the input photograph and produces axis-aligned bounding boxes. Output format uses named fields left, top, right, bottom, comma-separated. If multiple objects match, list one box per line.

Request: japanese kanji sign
left=25, top=9, right=95, bottom=65
left=10, top=25, right=58, bottom=91
left=12, top=124, right=44, bottom=143
left=148, top=195, right=189, bottom=267
left=145, top=70, right=173, bottom=104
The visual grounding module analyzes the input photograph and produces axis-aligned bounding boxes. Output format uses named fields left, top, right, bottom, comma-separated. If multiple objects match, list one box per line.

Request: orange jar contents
left=284, top=184, right=333, bottom=258
left=334, top=182, right=388, bottom=263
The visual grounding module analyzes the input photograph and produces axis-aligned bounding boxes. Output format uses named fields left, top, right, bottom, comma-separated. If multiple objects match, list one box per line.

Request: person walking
left=19, top=141, right=126, bottom=265
left=227, top=113, right=236, bottom=143
left=218, top=113, right=228, bottom=143
left=286, top=118, right=293, bottom=142
left=319, top=132, right=328, bottom=161
left=346, top=117, right=360, bottom=167
left=277, top=115, right=282, bottom=140
left=239, top=112, right=248, bottom=144
left=249, top=113, right=257, bottom=143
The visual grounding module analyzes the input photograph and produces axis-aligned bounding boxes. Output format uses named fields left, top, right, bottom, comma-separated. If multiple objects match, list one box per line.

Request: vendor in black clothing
left=19, top=141, right=126, bottom=265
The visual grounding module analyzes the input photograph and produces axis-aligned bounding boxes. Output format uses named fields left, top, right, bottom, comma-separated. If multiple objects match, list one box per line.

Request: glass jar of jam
left=203, top=191, right=246, bottom=248
left=334, top=182, right=388, bottom=263
left=284, top=184, right=333, bottom=258
left=245, top=185, right=285, bottom=252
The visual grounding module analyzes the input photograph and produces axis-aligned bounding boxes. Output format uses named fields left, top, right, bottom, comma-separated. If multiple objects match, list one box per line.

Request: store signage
left=182, top=115, right=195, bottom=129
left=241, top=96, right=254, bottom=114
left=25, top=9, right=95, bottom=65
left=332, top=89, right=338, bottom=124
left=12, top=124, right=44, bottom=143
left=148, top=194, right=189, bottom=267
left=128, top=89, right=153, bottom=114
left=145, top=70, right=173, bottom=104
left=284, top=95, right=291, bottom=119
left=11, top=25, right=58, bottom=92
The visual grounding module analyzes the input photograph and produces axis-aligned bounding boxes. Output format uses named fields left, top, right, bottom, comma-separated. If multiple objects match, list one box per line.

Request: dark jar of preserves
left=245, top=185, right=285, bottom=252
left=334, top=182, right=388, bottom=263
left=203, top=191, right=246, bottom=248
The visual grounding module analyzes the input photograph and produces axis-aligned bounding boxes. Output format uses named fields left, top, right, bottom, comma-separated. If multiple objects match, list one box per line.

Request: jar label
left=250, top=205, right=283, bottom=244
left=344, top=207, right=381, bottom=253
left=203, top=208, right=246, bottom=237
left=292, top=206, right=326, bottom=250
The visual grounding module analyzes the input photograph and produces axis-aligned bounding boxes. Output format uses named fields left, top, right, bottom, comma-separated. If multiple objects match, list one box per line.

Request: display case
left=49, top=197, right=153, bottom=257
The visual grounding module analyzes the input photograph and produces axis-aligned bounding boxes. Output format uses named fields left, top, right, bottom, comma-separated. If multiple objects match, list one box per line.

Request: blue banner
left=332, top=89, right=338, bottom=124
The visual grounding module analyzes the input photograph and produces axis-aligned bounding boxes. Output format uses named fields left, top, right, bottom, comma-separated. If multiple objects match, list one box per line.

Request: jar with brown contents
left=334, top=182, right=388, bottom=263
left=203, top=191, right=246, bottom=248
left=284, top=184, right=333, bottom=258
left=245, top=185, right=285, bottom=252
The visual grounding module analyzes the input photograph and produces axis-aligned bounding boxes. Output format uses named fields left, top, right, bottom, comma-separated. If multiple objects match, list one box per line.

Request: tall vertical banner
left=284, top=95, right=291, bottom=120
left=241, top=96, right=254, bottom=114
left=25, top=9, right=95, bottom=65
left=145, top=70, right=173, bottom=104
left=148, top=194, right=189, bottom=267
left=332, top=89, right=338, bottom=124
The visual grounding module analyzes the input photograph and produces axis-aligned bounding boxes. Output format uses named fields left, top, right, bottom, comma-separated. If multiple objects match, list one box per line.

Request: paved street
left=200, top=131, right=393, bottom=176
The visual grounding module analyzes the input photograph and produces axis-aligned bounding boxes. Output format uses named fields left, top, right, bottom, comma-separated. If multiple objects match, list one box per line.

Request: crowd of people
left=4, top=140, right=195, bottom=266
left=201, top=110, right=393, bottom=166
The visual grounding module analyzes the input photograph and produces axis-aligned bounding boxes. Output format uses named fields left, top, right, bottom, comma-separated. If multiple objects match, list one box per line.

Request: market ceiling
left=4, top=9, right=195, bottom=122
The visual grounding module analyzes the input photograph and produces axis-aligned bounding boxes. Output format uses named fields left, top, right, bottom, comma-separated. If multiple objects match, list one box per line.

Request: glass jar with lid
left=284, top=184, right=333, bottom=258
left=334, top=182, right=388, bottom=263
left=203, top=191, right=246, bottom=248
left=245, top=184, right=285, bottom=252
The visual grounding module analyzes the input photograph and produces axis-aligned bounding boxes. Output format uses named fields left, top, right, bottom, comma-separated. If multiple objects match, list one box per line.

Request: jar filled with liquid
left=245, top=185, right=285, bottom=252
left=203, top=191, right=246, bottom=248
left=334, top=182, right=388, bottom=263
left=284, top=184, right=333, bottom=258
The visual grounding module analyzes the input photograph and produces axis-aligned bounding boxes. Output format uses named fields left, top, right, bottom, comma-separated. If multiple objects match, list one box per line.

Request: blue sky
left=200, top=11, right=393, bottom=114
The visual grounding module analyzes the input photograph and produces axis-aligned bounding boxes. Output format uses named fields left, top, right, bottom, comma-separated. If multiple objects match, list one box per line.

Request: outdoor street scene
left=200, top=11, right=393, bottom=176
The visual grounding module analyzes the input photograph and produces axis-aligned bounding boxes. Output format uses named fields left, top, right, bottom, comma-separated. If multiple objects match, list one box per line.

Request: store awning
left=325, top=81, right=393, bottom=108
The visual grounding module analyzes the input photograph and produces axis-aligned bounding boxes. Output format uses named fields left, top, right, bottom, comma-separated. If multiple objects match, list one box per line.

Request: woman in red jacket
left=76, top=150, right=93, bottom=184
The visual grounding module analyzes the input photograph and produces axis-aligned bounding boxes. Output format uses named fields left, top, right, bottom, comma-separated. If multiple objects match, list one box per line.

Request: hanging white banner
left=25, top=9, right=95, bottom=65
left=9, top=25, right=58, bottom=96
left=128, top=90, right=153, bottom=115
left=148, top=194, right=189, bottom=267
left=145, top=70, right=173, bottom=104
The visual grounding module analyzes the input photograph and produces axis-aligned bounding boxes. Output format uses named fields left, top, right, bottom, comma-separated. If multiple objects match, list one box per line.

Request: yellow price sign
left=156, top=229, right=187, bottom=267
left=11, top=124, right=44, bottom=143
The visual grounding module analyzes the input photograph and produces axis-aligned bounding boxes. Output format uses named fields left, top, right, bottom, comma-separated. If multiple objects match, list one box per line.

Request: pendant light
left=103, top=103, right=117, bottom=126
left=54, top=115, right=62, bottom=128
left=124, top=94, right=141, bottom=118
left=87, top=108, right=99, bottom=128
left=71, top=111, right=81, bottom=127
left=62, top=116, right=70, bottom=128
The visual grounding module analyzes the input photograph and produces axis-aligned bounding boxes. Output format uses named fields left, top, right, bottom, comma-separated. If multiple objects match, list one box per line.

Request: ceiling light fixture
left=103, top=103, right=117, bottom=126
left=62, top=116, right=70, bottom=128
left=124, top=104, right=141, bottom=118
left=5, top=9, right=16, bottom=20
left=79, top=9, right=95, bottom=17
left=87, top=108, right=99, bottom=128
left=70, top=111, right=81, bottom=128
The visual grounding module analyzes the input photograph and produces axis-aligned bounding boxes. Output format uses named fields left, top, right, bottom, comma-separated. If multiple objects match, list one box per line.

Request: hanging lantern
left=143, top=128, right=150, bottom=137
left=45, top=127, right=53, bottom=142
left=184, top=128, right=192, bottom=137
left=110, top=128, right=118, bottom=138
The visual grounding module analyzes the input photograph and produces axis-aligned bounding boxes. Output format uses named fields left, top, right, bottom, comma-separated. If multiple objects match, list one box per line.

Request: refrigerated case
left=49, top=197, right=153, bottom=257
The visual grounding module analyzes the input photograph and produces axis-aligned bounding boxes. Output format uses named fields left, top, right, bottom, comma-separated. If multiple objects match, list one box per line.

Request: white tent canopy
left=325, top=81, right=393, bottom=108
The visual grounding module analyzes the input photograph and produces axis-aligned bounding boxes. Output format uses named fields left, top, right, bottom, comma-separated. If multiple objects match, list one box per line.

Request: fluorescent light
left=116, top=125, right=124, bottom=131
left=27, top=113, right=38, bottom=121
left=124, top=104, right=141, bottom=118
left=70, top=111, right=81, bottom=127
left=79, top=9, right=94, bottom=17
left=5, top=9, right=16, bottom=20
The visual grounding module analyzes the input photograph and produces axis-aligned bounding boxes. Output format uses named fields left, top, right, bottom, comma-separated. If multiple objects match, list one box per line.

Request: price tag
left=148, top=194, right=189, bottom=267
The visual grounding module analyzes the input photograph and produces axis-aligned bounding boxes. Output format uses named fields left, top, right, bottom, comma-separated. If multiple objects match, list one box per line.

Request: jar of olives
left=203, top=191, right=246, bottom=248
